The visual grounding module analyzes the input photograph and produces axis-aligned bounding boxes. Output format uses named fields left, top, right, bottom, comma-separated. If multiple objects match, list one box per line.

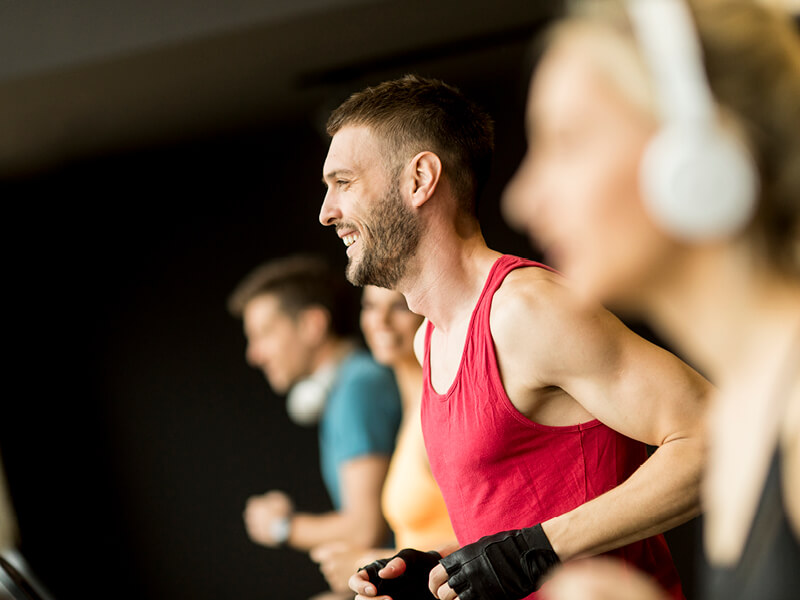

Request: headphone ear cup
left=286, top=378, right=329, bottom=426
left=640, top=124, right=759, bottom=242
left=285, top=363, right=338, bottom=426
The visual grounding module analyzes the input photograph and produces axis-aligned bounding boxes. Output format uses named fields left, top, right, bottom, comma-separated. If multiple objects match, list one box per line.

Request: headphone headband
left=627, top=0, right=715, bottom=124
left=626, top=0, right=759, bottom=241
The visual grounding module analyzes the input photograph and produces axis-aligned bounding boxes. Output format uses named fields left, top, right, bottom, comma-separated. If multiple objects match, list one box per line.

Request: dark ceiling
left=0, top=0, right=563, bottom=178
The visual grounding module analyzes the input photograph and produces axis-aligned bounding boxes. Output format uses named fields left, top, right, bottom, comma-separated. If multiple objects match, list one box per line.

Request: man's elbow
left=655, top=435, right=706, bottom=514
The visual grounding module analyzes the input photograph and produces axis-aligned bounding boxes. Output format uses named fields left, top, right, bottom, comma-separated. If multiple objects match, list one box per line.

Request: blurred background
left=0, top=1, right=700, bottom=599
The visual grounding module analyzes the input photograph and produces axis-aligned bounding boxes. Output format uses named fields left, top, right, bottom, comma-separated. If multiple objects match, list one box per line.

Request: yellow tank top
left=381, top=409, right=455, bottom=550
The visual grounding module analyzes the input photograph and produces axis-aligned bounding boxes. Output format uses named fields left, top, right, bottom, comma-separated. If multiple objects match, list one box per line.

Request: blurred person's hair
left=326, top=74, right=496, bottom=215
left=227, top=254, right=360, bottom=338
left=544, top=0, right=800, bottom=276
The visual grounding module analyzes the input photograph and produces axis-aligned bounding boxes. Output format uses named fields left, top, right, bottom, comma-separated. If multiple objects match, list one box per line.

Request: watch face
left=270, top=516, right=292, bottom=544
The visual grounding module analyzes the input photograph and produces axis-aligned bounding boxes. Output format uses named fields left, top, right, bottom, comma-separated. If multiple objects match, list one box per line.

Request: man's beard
left=346, top=180, right=421, bottom=289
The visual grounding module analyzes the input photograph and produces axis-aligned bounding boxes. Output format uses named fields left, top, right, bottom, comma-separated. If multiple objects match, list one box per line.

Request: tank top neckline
left=710, top=323, right=800, bottom=571
left=424, top=254, right=509, bottom=399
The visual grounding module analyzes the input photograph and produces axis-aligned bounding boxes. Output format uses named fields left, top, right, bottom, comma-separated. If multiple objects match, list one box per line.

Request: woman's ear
left=408, top=151, right=443, bottom=208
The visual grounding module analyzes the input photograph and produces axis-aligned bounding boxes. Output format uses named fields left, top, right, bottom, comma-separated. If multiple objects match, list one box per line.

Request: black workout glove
left=439, top=523, right=560, bottom=600
left=360, top=548, right=441, bottom=600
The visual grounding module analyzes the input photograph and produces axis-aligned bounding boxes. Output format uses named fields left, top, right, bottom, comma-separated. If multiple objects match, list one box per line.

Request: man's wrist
left=439, top=524, right=560, bottom=599
left=270, top=514, right=292, bottom=545
left=540, top=515, right=569, bottom=560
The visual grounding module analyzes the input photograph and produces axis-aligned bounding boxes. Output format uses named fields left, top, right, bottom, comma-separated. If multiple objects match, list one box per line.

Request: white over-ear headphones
left=627, top=0, right=759, bottom=241
left=285, top=362, right=337, bottom=426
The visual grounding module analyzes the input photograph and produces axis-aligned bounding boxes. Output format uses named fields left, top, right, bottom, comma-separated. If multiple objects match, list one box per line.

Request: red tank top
left=421, top=255, right=684, bottom=599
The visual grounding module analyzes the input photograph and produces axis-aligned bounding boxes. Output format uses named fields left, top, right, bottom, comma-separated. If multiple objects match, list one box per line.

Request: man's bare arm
left=492, top=270, right=711, bottom=560
left=289, top=454, right=391, bottom=551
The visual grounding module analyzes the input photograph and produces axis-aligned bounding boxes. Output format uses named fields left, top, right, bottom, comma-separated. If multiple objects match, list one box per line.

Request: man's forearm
left=542, top=437, right=703, bottom=561
left=289, top=510, right=389, bottom=552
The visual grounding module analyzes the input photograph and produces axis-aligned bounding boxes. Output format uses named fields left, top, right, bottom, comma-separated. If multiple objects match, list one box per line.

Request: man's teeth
left=343, top=234, right=359, bottom=247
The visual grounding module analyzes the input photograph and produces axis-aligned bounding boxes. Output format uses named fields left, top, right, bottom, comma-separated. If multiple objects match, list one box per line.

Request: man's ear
left=408, top=151, right=442, bottom=208
left=297, top=306, right=331, bottom=347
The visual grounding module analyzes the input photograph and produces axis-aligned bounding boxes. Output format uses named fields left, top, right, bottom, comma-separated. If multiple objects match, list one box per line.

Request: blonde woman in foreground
left=503, top=1, right=800, bottom=599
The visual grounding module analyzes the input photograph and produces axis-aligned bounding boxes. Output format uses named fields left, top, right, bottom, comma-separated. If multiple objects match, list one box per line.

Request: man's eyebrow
left=322, top=169, right=355, bottom=185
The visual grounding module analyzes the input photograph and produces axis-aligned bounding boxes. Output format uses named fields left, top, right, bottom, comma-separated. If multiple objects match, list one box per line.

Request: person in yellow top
left=310, top=285, right=456, bottom=595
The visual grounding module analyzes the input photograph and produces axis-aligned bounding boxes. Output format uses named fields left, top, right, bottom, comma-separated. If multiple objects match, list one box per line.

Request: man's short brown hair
left=227, top=254, right=359, bottom=338
left=326, top=74, right=495, bottom=215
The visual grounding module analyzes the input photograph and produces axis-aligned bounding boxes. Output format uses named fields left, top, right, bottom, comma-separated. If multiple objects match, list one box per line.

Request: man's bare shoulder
left=490, top=266, right=624, bottom=370
left=486, top=265, right=606, bottom=396
left=487, top=267, right=583, bottom=363
left=491, top=266, right=580, bottom=330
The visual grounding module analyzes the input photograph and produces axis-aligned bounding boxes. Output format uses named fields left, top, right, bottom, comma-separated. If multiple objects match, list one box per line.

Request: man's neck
left=399, top=230, right=502, bottom=333
left=310, top=337, right=356, bottom=376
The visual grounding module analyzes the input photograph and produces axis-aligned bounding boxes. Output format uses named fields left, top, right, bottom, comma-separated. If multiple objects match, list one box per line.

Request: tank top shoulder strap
left=423, top=318, right=435, bottom=384
left=422, top=255, right=556, bottom=387
left=471, top=254, right=558, bottom=330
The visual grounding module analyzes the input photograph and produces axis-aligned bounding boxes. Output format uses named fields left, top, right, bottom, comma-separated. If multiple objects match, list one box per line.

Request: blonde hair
left=545, top=0, right=800, bottom=275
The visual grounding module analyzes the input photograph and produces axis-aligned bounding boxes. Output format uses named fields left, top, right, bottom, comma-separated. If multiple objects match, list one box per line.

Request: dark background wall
left=1, top=2, right=700, bottom=599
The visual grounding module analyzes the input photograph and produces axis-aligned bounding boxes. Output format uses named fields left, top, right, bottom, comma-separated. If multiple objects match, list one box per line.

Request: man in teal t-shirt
left=319, top=348, right=401, bottom=510
left=228, top=254, right=401, bottom=567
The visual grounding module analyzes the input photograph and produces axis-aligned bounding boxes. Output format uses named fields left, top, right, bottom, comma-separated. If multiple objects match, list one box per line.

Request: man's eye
left=337, top=180, right=349, bottom=187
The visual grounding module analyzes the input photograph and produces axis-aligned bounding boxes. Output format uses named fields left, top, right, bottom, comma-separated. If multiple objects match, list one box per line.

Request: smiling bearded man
left=338, top=174, right=422, bottom=289
left=319, top=74, right=711, bottom=600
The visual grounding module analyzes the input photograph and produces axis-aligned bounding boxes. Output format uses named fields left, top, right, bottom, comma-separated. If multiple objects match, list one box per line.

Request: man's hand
left=242, top=490, right=293, bottom=547
left=350, top=549, right=440, bottom=600
left=349, top=555, right=406, bottom=599
left=428, top=563, right=457, bottom=600
left=434, top=524, right=560, bottom=600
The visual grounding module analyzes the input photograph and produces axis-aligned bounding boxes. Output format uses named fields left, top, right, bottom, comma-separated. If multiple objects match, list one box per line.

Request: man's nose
left=319, top=189, right=340, bottom=226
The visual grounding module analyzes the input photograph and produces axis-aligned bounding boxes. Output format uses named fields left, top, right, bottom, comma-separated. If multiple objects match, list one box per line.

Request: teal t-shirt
left=319, top=349, right=402, bottom=510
